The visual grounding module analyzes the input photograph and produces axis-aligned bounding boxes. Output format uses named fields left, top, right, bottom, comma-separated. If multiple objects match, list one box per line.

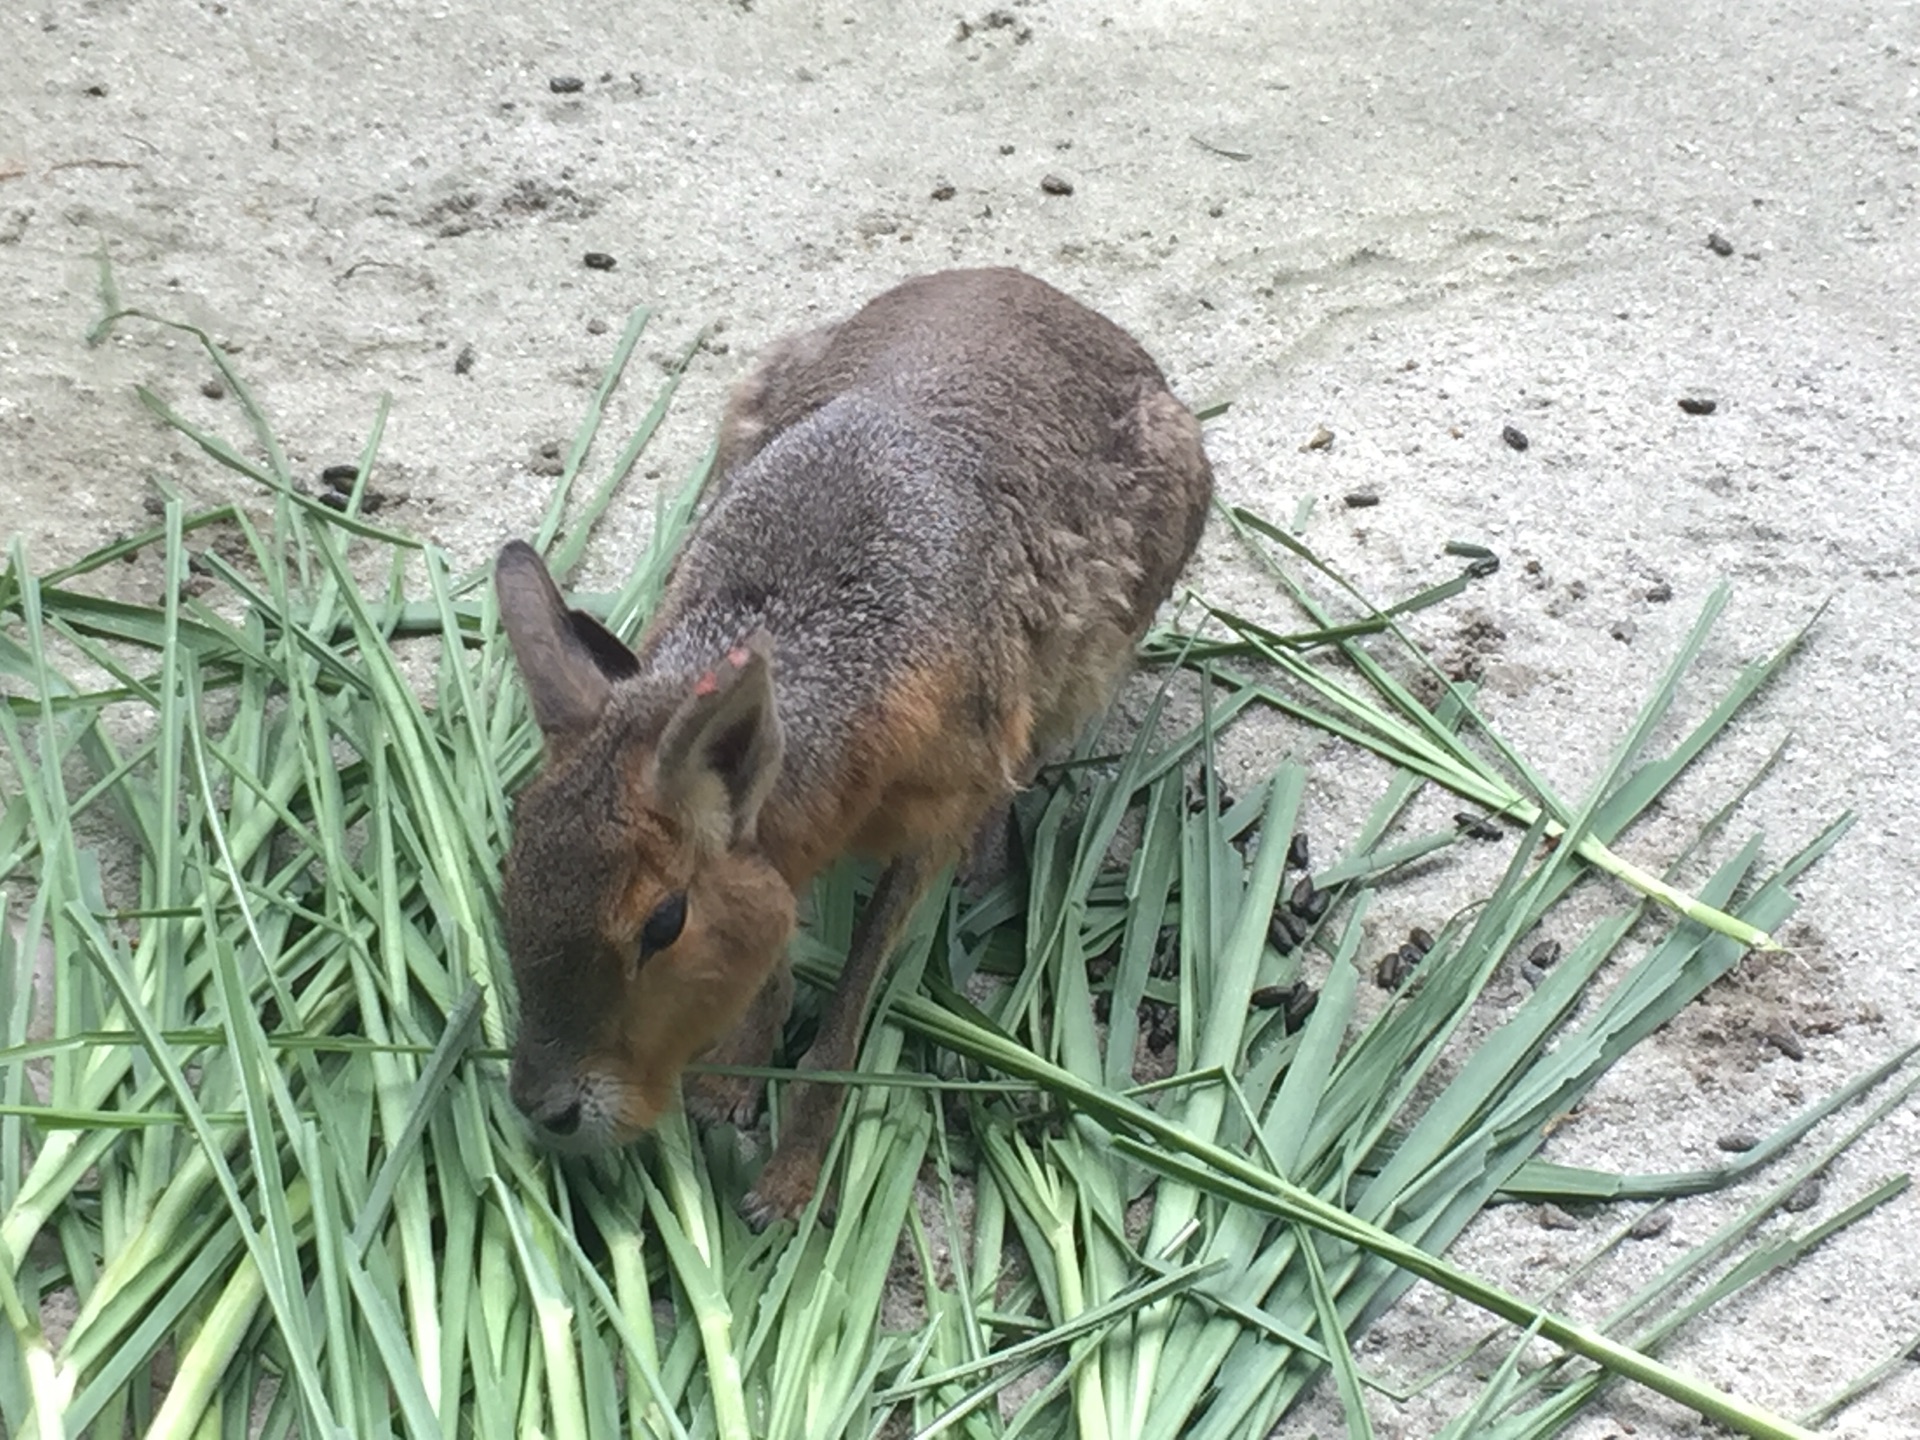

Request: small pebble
left=1527, top=939, right=1562, bottom=969
left=1039, top=173, right=1074, bottom=195
left=998, top=143, right=1015, bottom=155
left=1302, top=426, right=1335, bottom=452
left=1629, top=1209, right=1672, bottom=1240
left=549, top=75, right=586, bottom=94
left=1706, top=231, right=1735, bottom=256
left=1645, top=580, right=1673, bottom=603
left=583, top=251, right=617, bottom=271
left=930, top=181, right=956, bottom=201
left=1764, top=1027, right=1806, bottom=1062
left=1716, top=1131, right=1760, bottom=1154
left=1536, top=1204, right=1579, bottom=1231
left=1501, top=424, right=1530, bottom=452
left=453, top=343, right=476, bottom=376
left=1344, top=490, right=1380, bottom=508
left=586, top=317, right=609, bottom=335
left=1677, top=397, right=1718, bottom=415
left=1783, top=1176, right=1823, bottom=1213
left=200, top=379, right=225, bottom=400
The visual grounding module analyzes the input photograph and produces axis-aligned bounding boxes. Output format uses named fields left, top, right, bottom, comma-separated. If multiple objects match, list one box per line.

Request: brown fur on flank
left=495, top=267, right=1212, bottom=1225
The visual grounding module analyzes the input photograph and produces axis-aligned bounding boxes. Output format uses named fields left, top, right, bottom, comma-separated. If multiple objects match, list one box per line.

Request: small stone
left=582, top=251, right=617, bottom=271
left=1502, top=423, right=1530, bottom=452
left=1302, top=425, right=1335, bottom=452
left=586, top=318, right=608, bottom=335
left=1645, top=580, right=1673, bottom=603
left=1039, top=173, right=1075, bottom=196
left=1629, top=1210, right=1672, bottom=1240
left=453, top=342, right=476, bottom=375
left=1343, top=490, right=1379, bottom=508
left=549, top=75, right=586, bottom=94
left=998, top=142, right=1015, bottom=155
left=1526, top=939, right=1562, bottom=969
left=1536, top=1204, right=1579, bottom=1231
left=200, top=378, right=225, bottom=399
left=84, top=83, right=108, bottom=97
left=1764, top=1027, right=1806, bottom=1062
left=1678, top=396, right=1718, bottom=415
left=1783, top=1176, right=1823, bottom=1213
left=1716, top=1131, right=1760, bottom=1154
left=930, top=181, right=956, bottom=201
left=1610, top=619, right=1636, bottom=643
left=1706, top=231, right=1735, bottom=256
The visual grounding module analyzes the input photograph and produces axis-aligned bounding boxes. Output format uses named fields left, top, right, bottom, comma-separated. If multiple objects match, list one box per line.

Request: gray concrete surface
left=3, top=0, right=1917, bottom=1434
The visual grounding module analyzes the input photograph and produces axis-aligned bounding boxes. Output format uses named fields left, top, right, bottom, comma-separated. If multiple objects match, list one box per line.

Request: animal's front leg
left=683, top=961, right=795, bottom=1128
left=740, top=851, right=937, bottom=1230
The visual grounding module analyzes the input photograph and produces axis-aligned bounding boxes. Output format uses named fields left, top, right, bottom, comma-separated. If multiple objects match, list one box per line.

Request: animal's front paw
left=683, top=1071, right=766, bottom=1130
left=738, top=1151, right=831, bottom=1233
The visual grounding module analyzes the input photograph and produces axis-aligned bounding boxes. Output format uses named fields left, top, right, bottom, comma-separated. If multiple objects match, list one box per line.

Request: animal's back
left=642, top=267, right=1213, bottom=881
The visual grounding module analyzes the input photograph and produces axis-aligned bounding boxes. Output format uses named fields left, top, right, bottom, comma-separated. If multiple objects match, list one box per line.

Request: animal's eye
left=638, top=891, right=688, bottom=961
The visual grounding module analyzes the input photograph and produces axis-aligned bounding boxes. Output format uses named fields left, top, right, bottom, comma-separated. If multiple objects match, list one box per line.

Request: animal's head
left=492, top=541, right=794, bottom=1149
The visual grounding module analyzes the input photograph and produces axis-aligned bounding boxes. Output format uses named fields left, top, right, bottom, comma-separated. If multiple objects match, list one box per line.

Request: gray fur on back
left=640, top=266, right=1213, bottom=805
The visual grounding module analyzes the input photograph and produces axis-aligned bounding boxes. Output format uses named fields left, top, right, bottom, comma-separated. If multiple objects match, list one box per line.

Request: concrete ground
left=3, top=0, right=1917, bottom=1434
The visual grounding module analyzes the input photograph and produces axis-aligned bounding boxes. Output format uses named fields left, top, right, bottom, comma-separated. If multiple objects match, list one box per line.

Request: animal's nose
left=531, top=1097, right=582, bottom=1137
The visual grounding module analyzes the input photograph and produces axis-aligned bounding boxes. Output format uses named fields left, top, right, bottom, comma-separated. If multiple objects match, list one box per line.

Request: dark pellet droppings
left=1344, top=489, right=1380, bottom=508
left=1289, top=875, right=1329, bottom=922
left=1501, top=424, right=1530, bottom=452
left=549, top=75, right=586, bottom=93
left=1407, top=926, right=1435, bottom=956
left=1706, top=231, right=1735, bottom=256
left=1268, top=912, right=1308, bottom=953
left=1282, top=985, right=1318, bottom=1033
left=320, top=464, right=360, bottom=489
left=1039, top=173, right=1075, bottom=195
left=1455, top=813, right=1503, bottom=841
left=1374, top=948, right=1418, bottom=990
left=1715, top=1131, right=1760, bottom=1154
left=1678, top=396, right=1718, bottom=415
left=583, top=251, right=617, bottom=270
left=1286, top=833, right=1310, bottom=871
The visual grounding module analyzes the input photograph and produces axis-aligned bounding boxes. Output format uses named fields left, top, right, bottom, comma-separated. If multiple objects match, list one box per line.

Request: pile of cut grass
left=1, top=290, right=1914, bottom=1439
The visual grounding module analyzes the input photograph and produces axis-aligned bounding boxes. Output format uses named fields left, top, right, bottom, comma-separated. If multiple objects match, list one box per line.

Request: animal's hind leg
left=740, top=850, right=939, bottom=1230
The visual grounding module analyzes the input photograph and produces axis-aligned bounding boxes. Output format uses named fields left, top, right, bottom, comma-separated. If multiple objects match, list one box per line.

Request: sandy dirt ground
left=3, top=1, right=1918, bottom=1435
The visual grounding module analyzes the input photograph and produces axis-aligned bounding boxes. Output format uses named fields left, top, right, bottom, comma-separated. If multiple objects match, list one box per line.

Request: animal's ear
left=495, top=540, right=639, bottom=739
left=652, top=629, right=784, bottom=848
